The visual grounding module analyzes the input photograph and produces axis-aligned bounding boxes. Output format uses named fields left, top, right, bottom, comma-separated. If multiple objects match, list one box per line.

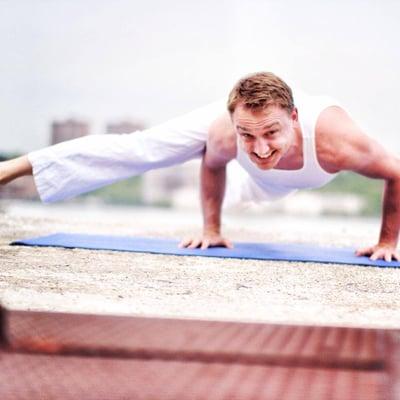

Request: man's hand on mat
left=355, top=243, right=400, bottom=262
left=179, top=233, right=233, bottom=250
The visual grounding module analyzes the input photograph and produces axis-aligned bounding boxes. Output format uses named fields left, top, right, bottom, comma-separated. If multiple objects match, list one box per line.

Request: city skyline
left=2, top=0, right=400, bottom=154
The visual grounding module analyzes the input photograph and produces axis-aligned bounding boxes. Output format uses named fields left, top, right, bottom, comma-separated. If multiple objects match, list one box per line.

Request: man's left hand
left=355, top=243, right=400, bottom=262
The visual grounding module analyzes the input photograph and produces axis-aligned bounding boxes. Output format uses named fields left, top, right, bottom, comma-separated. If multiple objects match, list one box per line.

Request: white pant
left=28, top=100, right=225, bottom=203
left=28, top=99, right=293, bottom=205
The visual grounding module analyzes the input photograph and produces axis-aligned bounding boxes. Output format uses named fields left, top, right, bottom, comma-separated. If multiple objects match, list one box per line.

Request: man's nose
left=254, top=140, right=270, bottom=156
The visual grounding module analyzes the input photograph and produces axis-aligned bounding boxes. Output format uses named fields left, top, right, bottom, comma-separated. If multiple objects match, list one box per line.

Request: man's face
left=232, top=103, right=298, bottom=170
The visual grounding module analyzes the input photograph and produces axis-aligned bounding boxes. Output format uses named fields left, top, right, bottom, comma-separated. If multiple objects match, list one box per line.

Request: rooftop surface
left=1, top=201, right=399, bottom=328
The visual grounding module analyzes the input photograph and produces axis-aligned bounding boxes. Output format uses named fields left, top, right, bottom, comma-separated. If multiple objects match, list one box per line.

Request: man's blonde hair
left=227, top=72, right=294, bottom=114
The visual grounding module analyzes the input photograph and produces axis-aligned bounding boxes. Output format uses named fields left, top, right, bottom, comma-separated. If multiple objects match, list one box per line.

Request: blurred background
left=1, top=0, right=399, bottom=217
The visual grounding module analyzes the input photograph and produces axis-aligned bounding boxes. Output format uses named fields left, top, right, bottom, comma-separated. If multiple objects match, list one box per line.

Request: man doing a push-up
left=1, top=72, right=399, bottom=261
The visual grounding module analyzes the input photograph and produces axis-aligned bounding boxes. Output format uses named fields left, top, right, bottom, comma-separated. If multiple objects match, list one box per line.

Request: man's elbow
left=387, top=156, right=400, bottom=182
left=384, top=167, right=400, bottom=187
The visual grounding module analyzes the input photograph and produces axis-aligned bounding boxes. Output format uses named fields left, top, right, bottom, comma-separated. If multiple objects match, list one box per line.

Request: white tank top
left=235, top=89, right=340, bottom=197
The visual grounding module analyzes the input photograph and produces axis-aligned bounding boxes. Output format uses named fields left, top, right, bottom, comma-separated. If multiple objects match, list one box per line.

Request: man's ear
left=291, top=107, right=298, bottom=122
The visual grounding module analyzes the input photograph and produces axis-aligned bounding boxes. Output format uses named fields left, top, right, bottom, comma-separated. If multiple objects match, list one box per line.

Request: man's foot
left=0, top=157, right=33, bottom=185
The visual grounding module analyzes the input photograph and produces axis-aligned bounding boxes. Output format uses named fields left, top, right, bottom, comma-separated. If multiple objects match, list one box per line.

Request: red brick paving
left=0, top=307, right=398, bottom=399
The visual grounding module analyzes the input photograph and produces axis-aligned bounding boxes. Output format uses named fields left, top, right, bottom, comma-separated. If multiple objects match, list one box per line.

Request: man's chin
left=254, top=162, right=275, bottom=170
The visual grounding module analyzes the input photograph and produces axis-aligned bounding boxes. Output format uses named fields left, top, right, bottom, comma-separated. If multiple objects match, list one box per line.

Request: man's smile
left=252, top=149, right=278, bottom=164
left=255, top=150, right=276, bottom=159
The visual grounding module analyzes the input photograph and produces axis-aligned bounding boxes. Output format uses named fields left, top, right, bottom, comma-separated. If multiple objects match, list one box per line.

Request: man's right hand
left=181, top=113, right=236, bottom=251
left=179, top=232, right=233, bottom=250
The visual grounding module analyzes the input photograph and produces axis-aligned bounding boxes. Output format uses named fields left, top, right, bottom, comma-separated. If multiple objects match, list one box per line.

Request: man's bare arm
left=201, top=154, right=226, bottom=234
left=179, top=113, right=236, bottom=249
left=316, top=106, right=400, bottom=261
left=369, top=178, right=400, bottom=259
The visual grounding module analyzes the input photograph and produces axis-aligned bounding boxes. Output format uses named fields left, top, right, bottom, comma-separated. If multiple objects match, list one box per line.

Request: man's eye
left=269, top=130, right=278, bottom=135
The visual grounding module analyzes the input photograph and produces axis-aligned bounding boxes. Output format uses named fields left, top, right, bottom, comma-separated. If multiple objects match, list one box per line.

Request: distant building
left=106, top=120, right=145, bottom=134
left=51, top=119, right=90, bottom=145
left=142, top=160, right=200, bottom=206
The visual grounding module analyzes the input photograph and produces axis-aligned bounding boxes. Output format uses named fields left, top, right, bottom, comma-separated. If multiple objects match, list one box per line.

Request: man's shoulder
left=207, top=112, right=237, bottom=163
left=315, top=106, right=375, bottom=173
left=316, top=106, right=361, bottom=146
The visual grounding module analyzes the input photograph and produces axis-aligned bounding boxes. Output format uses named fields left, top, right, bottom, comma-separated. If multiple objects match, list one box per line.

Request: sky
left=1, top=0, right=400, bottom=153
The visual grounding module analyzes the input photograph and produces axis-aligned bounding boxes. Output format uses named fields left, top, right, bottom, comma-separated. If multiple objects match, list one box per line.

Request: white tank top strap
left=294, top=89, right=341, bottom=177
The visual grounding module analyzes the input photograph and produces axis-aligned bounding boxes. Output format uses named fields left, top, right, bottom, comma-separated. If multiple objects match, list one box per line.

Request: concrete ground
left=1, top=200, right=399, bottom=328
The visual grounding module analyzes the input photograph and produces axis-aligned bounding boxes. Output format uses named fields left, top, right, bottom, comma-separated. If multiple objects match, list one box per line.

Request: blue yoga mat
left=11, top=232, right=400, bottom=268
